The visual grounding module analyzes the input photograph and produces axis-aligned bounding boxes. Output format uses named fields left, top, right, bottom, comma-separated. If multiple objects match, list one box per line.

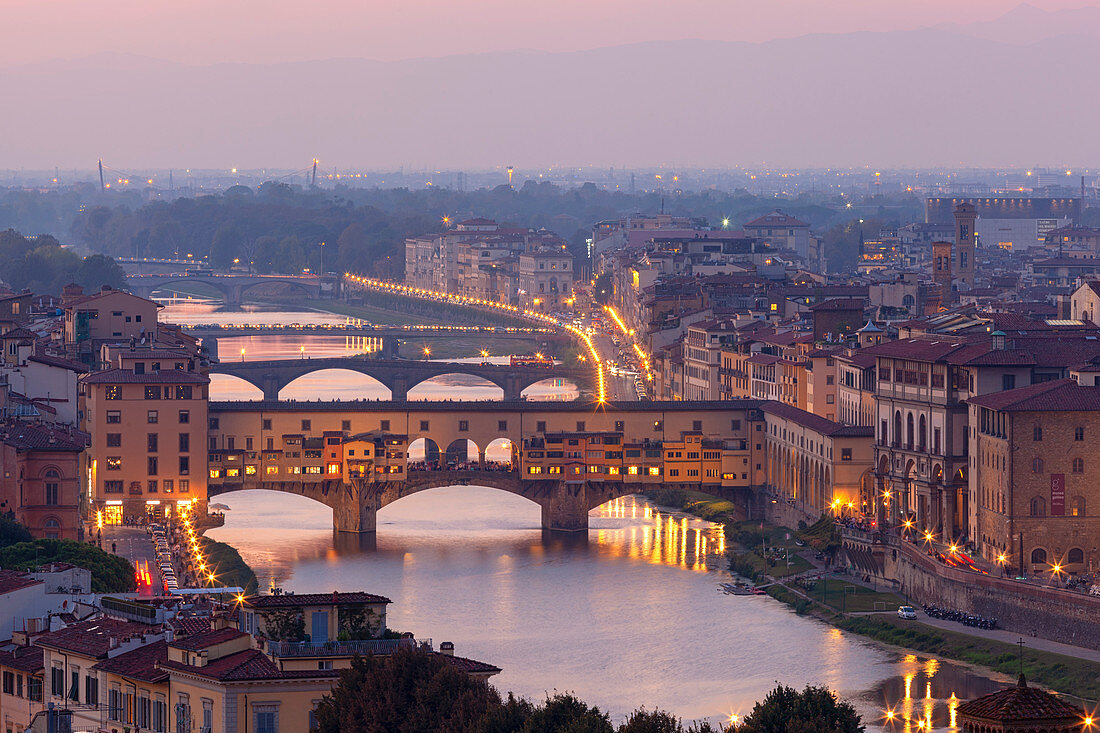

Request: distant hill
left=1, top=23, right=1097, bottom=169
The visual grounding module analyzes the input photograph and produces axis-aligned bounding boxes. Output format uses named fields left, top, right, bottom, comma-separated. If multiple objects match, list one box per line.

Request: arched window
left=1071, top=496, right=1086, bottom=517
left=1029, top=496, right=1046, bottom=517
left=918, top=415, right=927, bottom=451
left=902, top=294, right=915, bottom=307
left=906, top=413, right=914, bottom=448
left=1068, top=547, right=1085, bottom=564
left=893, top=411, right=902, bottom=445
left=43, top=518, right=60, bottom=540
left=1072, top=457, right=1084, bottom=473
left=1030, top=547, right=1047, bottom=565
left=44, top=469, right=60, bottom=506
left=1031, top=458, right=1044, bottom=474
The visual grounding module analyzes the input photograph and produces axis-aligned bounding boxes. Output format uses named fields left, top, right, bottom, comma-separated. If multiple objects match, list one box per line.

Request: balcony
left=265, top=637, right=428, bottom=658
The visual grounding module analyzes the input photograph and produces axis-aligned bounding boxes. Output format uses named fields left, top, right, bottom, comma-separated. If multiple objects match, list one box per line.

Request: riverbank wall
left=841, top=529, right=1100, bottom=652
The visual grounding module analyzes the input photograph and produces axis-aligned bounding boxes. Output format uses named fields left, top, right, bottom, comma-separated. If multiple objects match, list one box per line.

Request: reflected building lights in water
left=594, top=496, right=724, bottom=574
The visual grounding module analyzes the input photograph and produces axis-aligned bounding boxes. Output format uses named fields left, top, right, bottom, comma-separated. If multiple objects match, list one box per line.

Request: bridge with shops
left=203, top=400, right=763, bottom=533
left=210, top=356, right=593, bottom=401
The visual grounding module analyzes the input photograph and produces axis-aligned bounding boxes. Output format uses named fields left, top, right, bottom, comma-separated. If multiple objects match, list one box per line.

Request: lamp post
left=319, top=241, right=325, bottom=276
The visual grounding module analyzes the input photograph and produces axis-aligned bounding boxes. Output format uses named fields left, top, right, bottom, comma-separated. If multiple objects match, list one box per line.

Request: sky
left=2, top=0, right=1093, bottom=67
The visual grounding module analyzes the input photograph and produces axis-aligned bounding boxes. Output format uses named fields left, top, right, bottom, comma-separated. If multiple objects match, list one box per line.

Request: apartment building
left=81, top=362, right=209, bottom=526
left=968, top=380, right=1100, bottom=576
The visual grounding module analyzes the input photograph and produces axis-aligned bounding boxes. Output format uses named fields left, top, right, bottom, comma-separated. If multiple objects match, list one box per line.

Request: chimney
left=439, top=641, right=454, bottom=656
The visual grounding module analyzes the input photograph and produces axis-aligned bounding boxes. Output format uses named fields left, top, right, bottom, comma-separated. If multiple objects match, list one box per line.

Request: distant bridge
left=210, top=356, right=592, bottom=400
left=185, top=325, right=565, bottom=360
left=127, top=274, right=325, bottom=305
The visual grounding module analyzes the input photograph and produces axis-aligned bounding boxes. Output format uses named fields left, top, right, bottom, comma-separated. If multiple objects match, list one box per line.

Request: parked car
left=897, top=605, right=917, bottom=620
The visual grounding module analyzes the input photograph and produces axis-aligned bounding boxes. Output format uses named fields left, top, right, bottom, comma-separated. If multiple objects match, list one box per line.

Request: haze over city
left=4, top=1, right=1100, bottom=169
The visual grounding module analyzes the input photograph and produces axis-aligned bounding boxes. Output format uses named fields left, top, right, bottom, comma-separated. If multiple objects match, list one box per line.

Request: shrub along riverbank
left=199, top=536, right=259, bottom=595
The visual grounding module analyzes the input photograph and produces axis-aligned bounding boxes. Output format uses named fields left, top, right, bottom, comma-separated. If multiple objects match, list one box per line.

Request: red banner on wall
left=1051, top=473, right=1066, bottom=516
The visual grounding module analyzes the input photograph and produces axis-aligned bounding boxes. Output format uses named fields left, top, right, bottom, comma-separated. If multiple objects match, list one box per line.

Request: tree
left=522, top=693, right=613, bottom=733
left=618, top=709, right=718, bottom=733
left=735, top=684, right=863, bottom=733
left=75, top=254, right=127, bottom=291
left=0, top=517, right=33, bottom=549
left=0, top=539, right=135, bottom=593
left=312, top=649, right=508, bottom=733
left=593, top=273, right=612, bottom=304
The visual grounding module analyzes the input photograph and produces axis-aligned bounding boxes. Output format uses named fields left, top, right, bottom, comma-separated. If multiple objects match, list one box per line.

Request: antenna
left=98, top=159, right=105, bottom=192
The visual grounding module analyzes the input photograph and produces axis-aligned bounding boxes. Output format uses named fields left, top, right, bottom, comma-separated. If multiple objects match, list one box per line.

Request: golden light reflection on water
left=595, top=496, right=725, bottom=574
left=875, top=652, right=998, bottom=731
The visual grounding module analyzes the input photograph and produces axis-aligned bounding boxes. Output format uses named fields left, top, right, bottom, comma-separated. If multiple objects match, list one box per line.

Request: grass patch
left=837, top=615, right=1100, bottom=699
left=793, top=576, right=904, bottom=612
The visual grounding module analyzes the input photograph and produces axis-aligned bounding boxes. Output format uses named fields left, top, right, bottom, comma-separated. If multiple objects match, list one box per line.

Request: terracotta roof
left=92, top=641, right=168, bottom=683
left=761, top=402, right=874, bottom=438
left=744, top=211, right=809, bottom=228
left=35, top=618, right=159, bottom=659
left=0, top=645, right=43, bottom=673
left=837, top=352, right=878, bottom=369
left=163, top=648, right=340, bottom=682
left=242, top=591, right=391, bottom=609
left=169, top=628, right=247, bottom=651
left=81, top=368, right=209, bottom=385
left=1, top=327, right=37, bottom=341
left=0, top=422, right=88, bottom=452
left=809, top=298, right=865, bottom=312
left=27, top=353, right=88, bottom=372
left=956, top=676, right=1083, bottom=723
left=169, top=617, right=213, bottom=636
left=968, top=379, right=1100, bottom=412
left=0, top=569, right=42, bottom=595
left=436, top=652, right=501, bottom=676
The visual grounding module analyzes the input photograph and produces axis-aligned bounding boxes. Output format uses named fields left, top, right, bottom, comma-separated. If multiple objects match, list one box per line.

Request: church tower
left=953, top=202, right=977, bottom=290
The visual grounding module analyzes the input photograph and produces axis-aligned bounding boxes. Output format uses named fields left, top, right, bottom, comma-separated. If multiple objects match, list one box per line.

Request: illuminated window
left=527, top=466, right=543, bottom=474
left=245, top=465, right=258, bottom=475
left=627, top=466, right=639, bottom=475
left=647, top=467, right=660, bottom=476
left=287, top=466, right=301, bottom=474
left=304, top=466, right=322, bottom=474
left=106, top=457, right=122, bottom=471
left=588, top=465, right=601, bottom=473
left=265, top=466, right=279, bottom=475
left=769, top=304, right=777, bottom=311
left=226, top=468, right=240, bottom=478
left=209, top=469, right=221, bottom=479
left=548, top=466, right=561, bottom=474
left=608, top=466, right=620, bottom=475
left=105, top=386, right=121, bottom=400
left=326, top=463, right=341, bottom=475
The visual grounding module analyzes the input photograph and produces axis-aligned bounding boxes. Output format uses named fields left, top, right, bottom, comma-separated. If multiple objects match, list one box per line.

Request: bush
left=0, top=539, right=134, bottom=592
left=0, top=517, right=33, bottom=549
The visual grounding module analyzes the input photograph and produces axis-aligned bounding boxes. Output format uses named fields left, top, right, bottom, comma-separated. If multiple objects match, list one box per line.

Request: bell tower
left=954, top=202, right=977, bottom=290
left=932, top=240, right=953, bottom=304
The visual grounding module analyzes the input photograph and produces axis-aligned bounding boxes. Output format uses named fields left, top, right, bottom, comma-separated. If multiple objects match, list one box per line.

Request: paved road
left=101, top=526, right=162, bottom=596
left=591, top=331, right=641, bottom=401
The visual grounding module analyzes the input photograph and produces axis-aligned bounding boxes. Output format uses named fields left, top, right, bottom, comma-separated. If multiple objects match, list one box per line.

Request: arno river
left=164, top=300, right=1005, bottom=730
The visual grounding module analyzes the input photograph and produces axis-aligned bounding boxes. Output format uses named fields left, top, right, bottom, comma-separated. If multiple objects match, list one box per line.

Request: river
left=163, top=298, right=1007, bottom=730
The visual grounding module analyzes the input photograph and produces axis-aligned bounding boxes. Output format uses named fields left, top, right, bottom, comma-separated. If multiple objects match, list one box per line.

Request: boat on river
left=719, top=582, right=766, bottom=596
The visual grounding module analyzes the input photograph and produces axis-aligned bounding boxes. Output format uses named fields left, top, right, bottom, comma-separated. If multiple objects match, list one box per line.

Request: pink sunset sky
left=2, top=0, right=1094, bottom=66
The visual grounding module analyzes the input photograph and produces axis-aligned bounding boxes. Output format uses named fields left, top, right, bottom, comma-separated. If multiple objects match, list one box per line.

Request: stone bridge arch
left=211, top=358, right=589, bottom=401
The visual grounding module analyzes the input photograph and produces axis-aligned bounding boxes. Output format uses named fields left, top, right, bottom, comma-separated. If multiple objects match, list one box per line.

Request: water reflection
left=207, top=489, right=914, bottom=725
left=870, top=653, right=1003, bottom=732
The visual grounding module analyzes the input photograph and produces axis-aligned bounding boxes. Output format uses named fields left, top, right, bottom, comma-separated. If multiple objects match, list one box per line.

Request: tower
left=932, top=240, right=953, bottom=304
left=953, top=202, right=977, bottom=290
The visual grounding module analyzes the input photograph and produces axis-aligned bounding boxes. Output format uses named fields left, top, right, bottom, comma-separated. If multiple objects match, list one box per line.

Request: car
left=897, top=605, right=917, bottom=620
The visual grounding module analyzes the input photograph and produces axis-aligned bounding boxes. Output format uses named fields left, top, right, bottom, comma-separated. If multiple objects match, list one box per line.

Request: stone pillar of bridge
left=333, top=482, right=379, bottom=534
left=225, top=284, right=243, bottom=307
left=383, top=336, right=400, bottom=359
left=203, top=338, right=219, bottom=362
left=260, top=374, right=281, bottom=401
left=390, top=374, right=409, bottom=402
left=541, top=481, right=589, bottom=532
left=502, top=375, right=524, bottom=401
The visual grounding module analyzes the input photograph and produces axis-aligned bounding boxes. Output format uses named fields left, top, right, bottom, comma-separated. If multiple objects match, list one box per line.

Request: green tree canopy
left=0, top=539, right=135, bottom=593
left=735, top=684, right=864, bottom=733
